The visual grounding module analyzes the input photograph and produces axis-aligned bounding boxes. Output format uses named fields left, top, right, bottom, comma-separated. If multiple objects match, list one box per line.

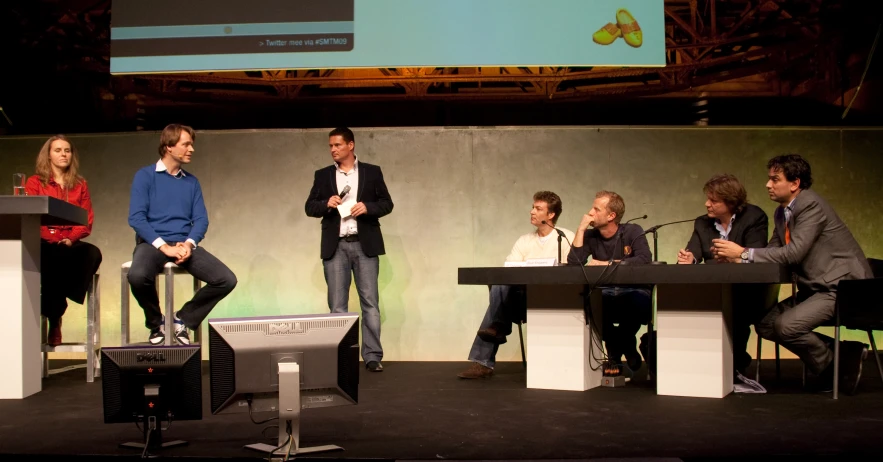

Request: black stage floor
left=1, top=360, right=882, bottom=461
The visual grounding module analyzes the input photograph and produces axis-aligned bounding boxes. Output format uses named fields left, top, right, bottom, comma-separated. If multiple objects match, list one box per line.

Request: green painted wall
left=2, top=127, right=880, bottom=360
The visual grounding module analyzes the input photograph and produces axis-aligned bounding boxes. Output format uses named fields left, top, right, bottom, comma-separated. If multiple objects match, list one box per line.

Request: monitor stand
left=120, top=385, right=188, bottom=454
left=244, top=362, right=344, bottom=456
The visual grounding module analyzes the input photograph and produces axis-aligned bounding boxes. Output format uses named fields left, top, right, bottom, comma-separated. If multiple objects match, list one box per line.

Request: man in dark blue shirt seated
left=127, top=124, right=238, bottom=345
left=567, top=191, right=652, bottom=375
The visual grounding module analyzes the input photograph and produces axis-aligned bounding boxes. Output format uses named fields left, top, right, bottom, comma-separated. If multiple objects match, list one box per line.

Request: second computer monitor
left=208, top=312, right=360, bottom=415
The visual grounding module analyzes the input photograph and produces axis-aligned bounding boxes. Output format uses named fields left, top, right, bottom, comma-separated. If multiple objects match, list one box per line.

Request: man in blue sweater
left=127, top=124, right=237, bottom=345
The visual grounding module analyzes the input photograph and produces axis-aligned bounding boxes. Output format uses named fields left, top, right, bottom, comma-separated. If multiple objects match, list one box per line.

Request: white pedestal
left=656, top=283, right=734, bottom=398
left=525, top=285, right=602, bottom=391
left=0, top=215, right=42, bottom=399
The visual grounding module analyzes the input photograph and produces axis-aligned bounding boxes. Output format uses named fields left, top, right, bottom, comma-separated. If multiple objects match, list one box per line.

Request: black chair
left=516, top=320, right=526, bottom=368
left=829, top=258, right=883, bottom=399
left=755, top=336, right=782, bottom=383
left=486, top=285, right=527, bottom=368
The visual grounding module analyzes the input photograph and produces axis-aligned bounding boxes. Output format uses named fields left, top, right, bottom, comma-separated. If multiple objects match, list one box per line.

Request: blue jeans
left=323, top=240, right=383, bottom=363
left=468, top=285, right=526, bottom=369
left=598, top=287, right=652, bottom=363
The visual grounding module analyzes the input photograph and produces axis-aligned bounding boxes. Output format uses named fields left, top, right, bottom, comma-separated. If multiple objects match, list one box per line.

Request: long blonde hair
left=35, top=135, right=83, bottom=195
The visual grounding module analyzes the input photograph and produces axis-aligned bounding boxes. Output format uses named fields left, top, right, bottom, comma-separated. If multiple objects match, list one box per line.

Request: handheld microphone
left=338, top=185, right=351, bottom=198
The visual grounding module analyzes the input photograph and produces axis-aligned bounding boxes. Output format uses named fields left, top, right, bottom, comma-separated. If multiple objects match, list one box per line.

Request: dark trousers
left=599, top=287, right=653, bottom=363
left=40, top=241, right=102, bottom=321
left=127, top=243, right=237, bottom=330
left=732, top=283, right=779, bottom=372
left=489, top=284, right=527, bottom=336
left=755, top=289, right=836, bottom=374
left=468, top=285, right=527, bottom=368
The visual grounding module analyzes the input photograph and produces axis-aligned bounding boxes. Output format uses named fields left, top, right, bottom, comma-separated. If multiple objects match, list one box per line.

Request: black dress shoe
left=366, top=361, right=384, bottom=372
left=813, top=363, right=835, bottom=393
left=625, top=351, right=642, bottom=374
left=839, top=341, right=868, bottom=396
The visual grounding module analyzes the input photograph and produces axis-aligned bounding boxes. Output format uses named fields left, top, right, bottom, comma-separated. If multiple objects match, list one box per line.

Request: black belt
left=340, top=234, right=360, bottom=242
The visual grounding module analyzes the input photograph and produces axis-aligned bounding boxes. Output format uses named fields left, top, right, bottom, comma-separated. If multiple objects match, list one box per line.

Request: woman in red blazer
left=25, top=135, right=102, bottom=346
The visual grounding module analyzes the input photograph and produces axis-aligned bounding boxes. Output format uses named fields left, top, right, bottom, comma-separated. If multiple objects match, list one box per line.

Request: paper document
left=734, top=370, right=767, bottom=394
left=337, top=198, right=357, bottom=218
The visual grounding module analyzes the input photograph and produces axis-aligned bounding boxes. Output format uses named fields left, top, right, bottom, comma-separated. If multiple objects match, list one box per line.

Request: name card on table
left=526, top=258, right=558, bottom=267
left=503, top=258, right=558, bottom=267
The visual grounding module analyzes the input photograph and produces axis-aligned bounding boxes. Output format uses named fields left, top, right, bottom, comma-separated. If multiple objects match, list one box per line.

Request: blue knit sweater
left=128, top=164, right=208, bottom=245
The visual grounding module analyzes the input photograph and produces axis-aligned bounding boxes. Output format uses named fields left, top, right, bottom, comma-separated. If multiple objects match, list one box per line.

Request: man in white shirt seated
left=458, top=191, right=575, bottom=379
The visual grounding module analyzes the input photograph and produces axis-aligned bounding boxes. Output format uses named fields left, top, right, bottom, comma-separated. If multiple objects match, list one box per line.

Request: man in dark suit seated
left=712, top=155, right=873, bottom=394
left=676, top=174, right=773, bottom=376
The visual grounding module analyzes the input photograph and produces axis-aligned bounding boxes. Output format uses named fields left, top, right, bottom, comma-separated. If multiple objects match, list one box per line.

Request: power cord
left=141, top=429, right=152, bottom=459
left=267, top=421, right=293, bottom=462
left=248, top=396, right=279, bottom=424
left=539, top=220, right=610, bottom=370
left=572, top=237, right=616, bottom=371
left=261, top=425, right=280, bottom=439
left=285, top=423, right=295, bottom=461
left=134, top=412, right=173, bottom=432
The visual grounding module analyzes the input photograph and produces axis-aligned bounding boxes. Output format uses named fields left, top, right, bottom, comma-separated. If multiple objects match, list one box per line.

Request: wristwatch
left=740, top=249, right=750, bottom=261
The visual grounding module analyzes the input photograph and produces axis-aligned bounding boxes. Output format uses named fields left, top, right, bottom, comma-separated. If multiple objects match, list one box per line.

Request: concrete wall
left=2, top=126, right=881, bottom=361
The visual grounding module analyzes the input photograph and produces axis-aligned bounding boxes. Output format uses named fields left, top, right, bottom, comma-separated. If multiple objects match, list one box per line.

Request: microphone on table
left=639, top=218, right=695, bottom=236
left=628, top=218, right=695, bottom=264
left=540, top=220, right=567, bottom=238
left=613, top=215, right=648, bottom=263
left=541, top=220, right=572, bottom=266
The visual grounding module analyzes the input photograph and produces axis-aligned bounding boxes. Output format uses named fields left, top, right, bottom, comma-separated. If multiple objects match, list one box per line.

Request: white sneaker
left=174, top=316, right=190, bottom=345
left=148, top=325, right=165, bottom=345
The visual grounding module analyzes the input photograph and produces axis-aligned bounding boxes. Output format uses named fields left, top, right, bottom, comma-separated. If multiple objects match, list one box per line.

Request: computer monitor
left=101, top=345, right=202, bottom=456
left=208, top=312, right=360, bottom=456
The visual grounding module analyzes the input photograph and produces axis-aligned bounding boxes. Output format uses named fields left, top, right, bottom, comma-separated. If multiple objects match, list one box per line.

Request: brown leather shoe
left=457, top=362, right=494, bottom=379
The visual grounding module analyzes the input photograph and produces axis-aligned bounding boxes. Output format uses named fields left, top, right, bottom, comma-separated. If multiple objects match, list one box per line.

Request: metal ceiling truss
left=10, top=1, right=840, bottom=104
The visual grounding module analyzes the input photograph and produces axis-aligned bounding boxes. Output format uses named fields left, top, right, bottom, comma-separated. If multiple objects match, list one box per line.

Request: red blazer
left=25, top=175, right=94, bottom=243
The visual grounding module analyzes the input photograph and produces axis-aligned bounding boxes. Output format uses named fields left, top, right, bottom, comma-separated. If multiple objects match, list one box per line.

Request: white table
left=0, top=196, right=87, bottom=399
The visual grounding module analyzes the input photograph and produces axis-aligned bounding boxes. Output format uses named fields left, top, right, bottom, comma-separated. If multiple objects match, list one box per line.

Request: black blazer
left=305, top=162, right=394, bottom=259
left=685, top=203, right=769, bottom=263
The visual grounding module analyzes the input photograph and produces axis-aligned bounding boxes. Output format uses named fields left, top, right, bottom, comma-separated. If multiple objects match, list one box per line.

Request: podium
left=0, top=196, right=88, bottom=399
left=458, top=264, right=789, bottom=397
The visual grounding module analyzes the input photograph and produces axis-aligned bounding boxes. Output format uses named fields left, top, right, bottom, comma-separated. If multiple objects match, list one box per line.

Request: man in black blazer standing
left=305, top=127, right=394, bottom=372
left=677, top=174, right=774, bottom=375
